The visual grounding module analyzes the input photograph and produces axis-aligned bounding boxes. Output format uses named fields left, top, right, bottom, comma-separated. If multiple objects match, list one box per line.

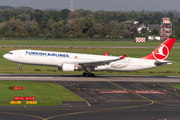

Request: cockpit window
left=8, top=52, right=13, bottom=54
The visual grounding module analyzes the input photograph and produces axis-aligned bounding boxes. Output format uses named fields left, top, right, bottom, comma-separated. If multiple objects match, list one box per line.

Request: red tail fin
left=141, top=38, right=176, bottom=60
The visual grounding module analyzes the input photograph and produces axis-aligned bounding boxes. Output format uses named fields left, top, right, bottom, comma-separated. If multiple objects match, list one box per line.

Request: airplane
left=3, top=38, right=176, bottom=77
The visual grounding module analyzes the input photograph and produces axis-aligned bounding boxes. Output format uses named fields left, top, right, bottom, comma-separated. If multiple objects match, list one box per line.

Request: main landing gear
left=19, top=63, right=22, bottom=71
left=83, top=72, right=95, bottom=77
left=82, top=66, right=95, bottom=77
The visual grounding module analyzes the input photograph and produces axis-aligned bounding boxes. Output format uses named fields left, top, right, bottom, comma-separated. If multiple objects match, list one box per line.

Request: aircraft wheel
left=87, top=73, right=91, bottom=77
left=19, top=67, right=22, bottom=71
left=83, top=72, right=87, bottom=77
left=87, top=73, right=95, bottom=77
left=91, top=73, right=95, bottom=77
left=83, top=72, right=95, bottom=77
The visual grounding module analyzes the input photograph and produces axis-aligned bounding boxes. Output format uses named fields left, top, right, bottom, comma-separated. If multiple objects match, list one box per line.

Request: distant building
left=124, top=20, right=139, bottom=31
left=127, top=24, right=138, bottom=30
left=147, top=24, right=161, bottom=32
left=124, top=18, right=172, bottom=40
left=125, top=21, right=139, bottom=25
left=125, top=21, right=133, bottom=24
left=148, top=36, right=161, bottom=40
left=137, top=23, right=146, bottom=33
left=134, top=21, right=139, bottom=24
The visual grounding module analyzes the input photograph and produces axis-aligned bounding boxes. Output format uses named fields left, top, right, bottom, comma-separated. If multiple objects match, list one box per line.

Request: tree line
left=0, top=6, right=180, bottom=39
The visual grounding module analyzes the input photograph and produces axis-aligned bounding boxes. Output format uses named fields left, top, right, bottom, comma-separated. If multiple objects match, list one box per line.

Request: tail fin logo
left=141, top=38, right=176, bottom=60
left=152, top=44, right=169, bottom=60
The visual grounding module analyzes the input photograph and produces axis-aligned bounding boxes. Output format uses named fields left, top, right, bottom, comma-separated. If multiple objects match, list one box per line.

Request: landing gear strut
left=82, top=67, right=95, bottom=77
left=19, top=63, right=22, bottom=71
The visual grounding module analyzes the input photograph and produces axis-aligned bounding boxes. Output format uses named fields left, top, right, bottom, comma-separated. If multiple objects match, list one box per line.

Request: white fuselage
left=3, top=49, right=158, bottom=72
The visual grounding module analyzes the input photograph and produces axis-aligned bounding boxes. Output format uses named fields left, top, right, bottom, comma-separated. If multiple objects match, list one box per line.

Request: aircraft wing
left=75, top=55, right=126, bottom=67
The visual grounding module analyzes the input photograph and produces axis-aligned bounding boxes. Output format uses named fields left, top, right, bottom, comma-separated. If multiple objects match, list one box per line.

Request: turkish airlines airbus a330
left=3, top=38, right=176, bottom=77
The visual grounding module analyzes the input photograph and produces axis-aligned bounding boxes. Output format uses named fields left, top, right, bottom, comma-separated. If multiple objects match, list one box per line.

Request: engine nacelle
left=62, top=63, right=75, bottom=72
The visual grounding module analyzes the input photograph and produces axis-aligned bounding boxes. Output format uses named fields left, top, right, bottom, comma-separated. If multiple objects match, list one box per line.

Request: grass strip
left=0, top=47, right=180, bottom=76
left=0, top=40, right=180, bottom=47
left=171, top=84, right=180, bottom=89
left=0, top=81, right=84, bottom=106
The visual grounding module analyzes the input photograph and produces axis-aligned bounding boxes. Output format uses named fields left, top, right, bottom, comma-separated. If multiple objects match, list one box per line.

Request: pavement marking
left=106, top=109, right=180, bottom=112
left=1, top=80, right=179, bottom=119
left=106, top=80, right=180, bottom=109
left=108, top=100, right=180, bottom=102
left=0, top=111, right=45, bottom=120
left=45, top=102, right=153, bottom=120
left=155, top=102, right=180, bottom=107
left=108, top=100, right=148, bottom=102
left=86, top=101, right=91, bottom=107
left=0, top=102, right=178, bottom=120
left=45, top=110, right=95, bottom=120
left=98, top=90, right=166, bottom=94
left=90, top=89, right=166, bottom=92
left=107, top=80, right=152, bottom=102
left=154, top=100, right=180, bottom=102
left=99, top=91, right=129, bottom=93
left=0, top=108, right=98, bottom=111
left=0, top=77, right=54, bottom=79
left=133, top=91, right=166, bottom=94
left=2, top=80, right=174, bottom=119
left=1, top=102, right=152, bottom=120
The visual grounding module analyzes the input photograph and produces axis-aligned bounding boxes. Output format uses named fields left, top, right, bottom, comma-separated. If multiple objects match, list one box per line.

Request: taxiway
left=0, top=75, right=180, bottom=120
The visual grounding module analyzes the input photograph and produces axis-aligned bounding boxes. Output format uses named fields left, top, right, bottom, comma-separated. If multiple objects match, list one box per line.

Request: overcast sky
left=1, top=0, right=180, bottom=12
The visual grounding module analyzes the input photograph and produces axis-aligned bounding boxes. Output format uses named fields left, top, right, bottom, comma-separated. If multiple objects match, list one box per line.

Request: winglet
left=103, top=52, right=109, bottom=56
left=119, top=55, right=126, bottom=59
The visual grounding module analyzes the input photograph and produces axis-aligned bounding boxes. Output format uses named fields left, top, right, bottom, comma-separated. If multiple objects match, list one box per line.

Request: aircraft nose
left=3, top=54, right=8, bottom=59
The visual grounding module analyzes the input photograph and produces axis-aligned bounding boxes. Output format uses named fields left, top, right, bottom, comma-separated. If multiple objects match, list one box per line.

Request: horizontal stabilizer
left=154, top=60, right=172, bottom=66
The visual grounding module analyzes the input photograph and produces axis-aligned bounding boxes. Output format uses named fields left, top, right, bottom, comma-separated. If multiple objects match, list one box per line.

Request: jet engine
left=62, top=63, right=75, bottom=72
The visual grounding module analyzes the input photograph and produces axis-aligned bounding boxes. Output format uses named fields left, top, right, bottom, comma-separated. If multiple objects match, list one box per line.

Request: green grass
left=171, top=84, right=180, bottom=89
left=0, top=81, right=84, bottom=106
left=0, top=47, right=180, bottom=75
left=0, top=40, right=180, bottom=47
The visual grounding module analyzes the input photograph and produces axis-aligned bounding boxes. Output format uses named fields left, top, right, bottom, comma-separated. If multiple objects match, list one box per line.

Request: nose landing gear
left=19, top=63, right=22, bottom=71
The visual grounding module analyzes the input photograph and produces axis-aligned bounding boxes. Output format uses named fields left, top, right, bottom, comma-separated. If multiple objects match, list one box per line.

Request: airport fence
left=0, top=37, right=179, bottom=42
left=0, top=37, right=135, bottom=42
